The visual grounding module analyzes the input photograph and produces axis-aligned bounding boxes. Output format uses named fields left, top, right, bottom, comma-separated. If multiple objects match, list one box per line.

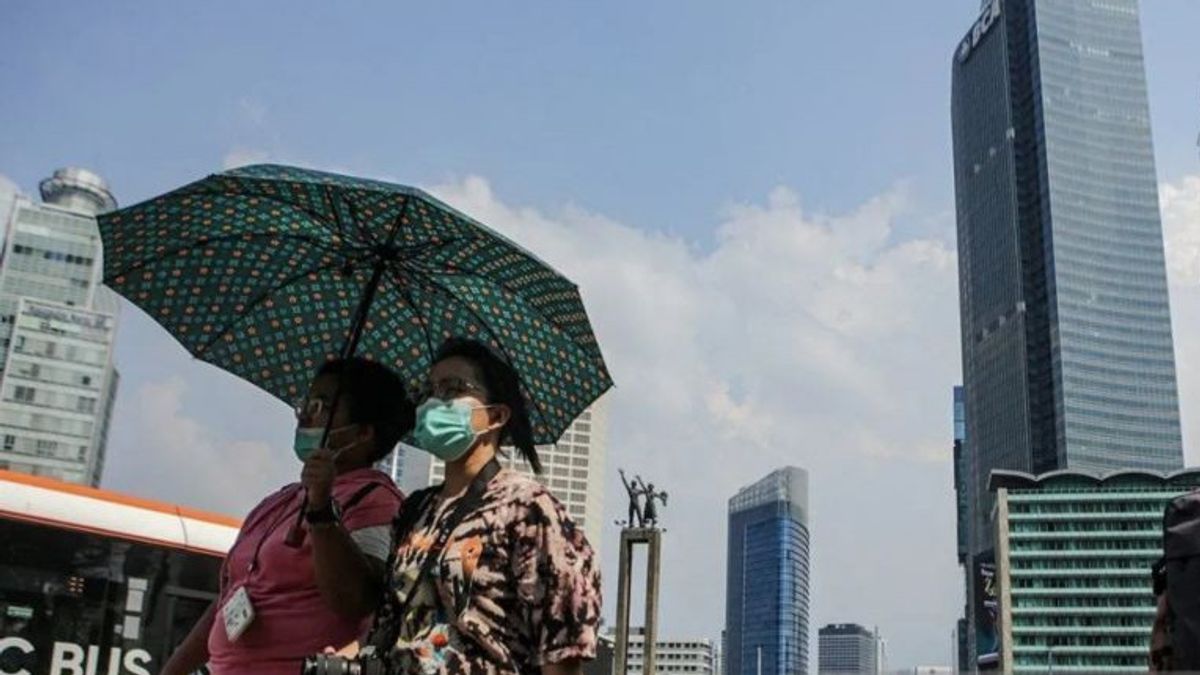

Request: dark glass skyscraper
left=724, top=467, right=810, bottom=675
left=952, top=0, right=1183, bottom=664
left=953, top=386, right=969, bottom=564
left=952, top=386, right=971, bottom=673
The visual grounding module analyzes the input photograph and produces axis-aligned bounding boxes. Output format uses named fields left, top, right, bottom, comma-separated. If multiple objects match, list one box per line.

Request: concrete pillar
left=614, top=527, right=664, bottom=675
left=615, top=530, right=635, bottom=675
left=643, top=528, right=662, bottom=675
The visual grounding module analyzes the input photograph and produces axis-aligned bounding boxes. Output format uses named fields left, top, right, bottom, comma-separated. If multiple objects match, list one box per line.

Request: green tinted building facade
left=991, top=469, right=1200, bottom=673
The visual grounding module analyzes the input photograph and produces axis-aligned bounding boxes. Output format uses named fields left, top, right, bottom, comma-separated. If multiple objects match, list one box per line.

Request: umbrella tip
left=375, top=243, right=401, bottom=261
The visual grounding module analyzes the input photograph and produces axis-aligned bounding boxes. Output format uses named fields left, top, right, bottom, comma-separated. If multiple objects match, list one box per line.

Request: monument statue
left=638, top=479, right=668, bottom=528
left=619, top=469, right=644, bottom=527
left=613, top=468, right=667, bottom=675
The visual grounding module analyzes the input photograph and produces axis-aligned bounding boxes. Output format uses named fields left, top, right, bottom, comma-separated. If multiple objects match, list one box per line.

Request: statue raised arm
left=619, top=469, right=644, bottom=527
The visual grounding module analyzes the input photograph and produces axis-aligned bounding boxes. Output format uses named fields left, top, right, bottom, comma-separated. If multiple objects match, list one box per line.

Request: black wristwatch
left=304, top=500, right=341, bottom=526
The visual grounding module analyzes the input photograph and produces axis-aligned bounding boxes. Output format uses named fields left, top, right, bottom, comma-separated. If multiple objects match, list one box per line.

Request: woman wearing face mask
left=160, top=357, right=413, bottom=675
left=362, top=337, right=601, bottom=675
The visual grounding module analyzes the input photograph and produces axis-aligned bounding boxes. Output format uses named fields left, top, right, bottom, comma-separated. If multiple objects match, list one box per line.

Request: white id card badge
left=222, top=585, right=256, bottom=642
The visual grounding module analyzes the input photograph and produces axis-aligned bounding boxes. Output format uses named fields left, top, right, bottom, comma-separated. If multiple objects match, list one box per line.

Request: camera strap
left=366, top=458, right=502, bottom=654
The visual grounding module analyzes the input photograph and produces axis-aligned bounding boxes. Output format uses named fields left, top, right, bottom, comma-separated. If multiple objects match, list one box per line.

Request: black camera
left=300, top=652, right=387, bottom=675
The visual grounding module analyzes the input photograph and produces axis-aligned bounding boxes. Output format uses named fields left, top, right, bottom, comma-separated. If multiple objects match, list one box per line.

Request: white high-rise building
left=0, top=168, right=121, bottom=486
left=608, top=627, right=717, bottom=675
left=384, top=398, right=607, bottom=550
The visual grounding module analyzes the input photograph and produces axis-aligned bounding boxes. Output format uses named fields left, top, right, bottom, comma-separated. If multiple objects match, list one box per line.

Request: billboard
left=974, top=551, right=999, bottom=669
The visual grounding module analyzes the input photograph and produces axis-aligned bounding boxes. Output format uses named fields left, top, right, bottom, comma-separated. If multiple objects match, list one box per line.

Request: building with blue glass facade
left=725, top=467, right=810, bottom=675
left=951, top=0, right=1182, bottom=664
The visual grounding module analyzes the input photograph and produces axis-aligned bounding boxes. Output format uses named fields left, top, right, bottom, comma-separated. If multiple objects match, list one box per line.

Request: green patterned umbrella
left=98, top=164, right=612, bottom=444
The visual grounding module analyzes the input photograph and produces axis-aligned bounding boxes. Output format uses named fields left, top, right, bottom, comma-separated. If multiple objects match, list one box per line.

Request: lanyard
left=222, top=485, right=305, bottom=586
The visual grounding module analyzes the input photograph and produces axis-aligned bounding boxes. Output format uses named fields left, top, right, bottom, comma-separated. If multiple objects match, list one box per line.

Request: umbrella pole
left=285, top=260, right=388, bottom=546
left=339, top=260, right=388, bottom=359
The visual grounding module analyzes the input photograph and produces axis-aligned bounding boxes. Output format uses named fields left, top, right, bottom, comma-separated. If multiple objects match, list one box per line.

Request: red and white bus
left=0, top=470, right=239, bottom=675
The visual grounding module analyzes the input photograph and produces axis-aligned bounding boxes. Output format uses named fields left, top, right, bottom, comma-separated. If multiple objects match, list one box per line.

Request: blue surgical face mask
left=293, top=424, right=355, bottom=462
left=412, top=397, right=490, bottom=463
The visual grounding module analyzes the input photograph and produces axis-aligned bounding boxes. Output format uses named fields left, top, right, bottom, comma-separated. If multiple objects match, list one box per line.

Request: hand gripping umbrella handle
left=284, top=259, right=388, bottom=547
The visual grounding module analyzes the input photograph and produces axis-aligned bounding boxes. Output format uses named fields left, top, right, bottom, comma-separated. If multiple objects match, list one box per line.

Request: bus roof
left=0, top=469, right=240, bottom=556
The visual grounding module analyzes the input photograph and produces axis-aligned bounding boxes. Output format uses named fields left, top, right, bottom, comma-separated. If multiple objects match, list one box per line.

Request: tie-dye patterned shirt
left=374, top=468, right=601, bottom=674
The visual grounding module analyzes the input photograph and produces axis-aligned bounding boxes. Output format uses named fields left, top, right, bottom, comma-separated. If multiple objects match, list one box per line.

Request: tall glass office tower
left=724, top=467, right=810, bottom=675
left=951, top=0, right=1182, bottom=664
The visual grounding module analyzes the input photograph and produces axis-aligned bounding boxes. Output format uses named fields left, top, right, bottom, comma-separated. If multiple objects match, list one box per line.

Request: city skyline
left=951, top=0, right=1185, bottom=665
left=3, top=1, right=1200, bottom=668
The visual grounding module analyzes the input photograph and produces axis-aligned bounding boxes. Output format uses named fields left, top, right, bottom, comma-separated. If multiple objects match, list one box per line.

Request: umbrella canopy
left=98, top=164, right=611, bottom=444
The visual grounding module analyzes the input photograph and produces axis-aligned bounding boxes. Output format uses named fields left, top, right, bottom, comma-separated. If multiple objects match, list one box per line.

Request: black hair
left=316, top=357, right=415, bottom=463
left=434, top=338, right=541, bottom=474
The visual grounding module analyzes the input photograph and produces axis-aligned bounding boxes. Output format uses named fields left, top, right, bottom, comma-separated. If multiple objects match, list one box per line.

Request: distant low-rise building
left=608, top=627, right=717, bottom=675
left=818, top=624, right=878, bottom=675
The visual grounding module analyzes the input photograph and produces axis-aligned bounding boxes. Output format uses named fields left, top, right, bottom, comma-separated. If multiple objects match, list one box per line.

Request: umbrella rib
left=386, top=266, right=440, bottom=374
left=400, top=266, right=558, bottom=441
left=193, top=251, right=373, bottom=358
left=103, top=231, right=358, bottom=283
left=384, top=195, right=409, bottom=248
left=418, top=262, right=580, bottom=341
left=321, top=185, right=345, bottom=240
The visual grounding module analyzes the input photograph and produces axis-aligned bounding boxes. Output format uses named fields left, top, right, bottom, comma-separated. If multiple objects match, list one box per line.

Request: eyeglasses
left=413, top=377, right=487, bottom=403
left=294, top=396, right=331, bottom=420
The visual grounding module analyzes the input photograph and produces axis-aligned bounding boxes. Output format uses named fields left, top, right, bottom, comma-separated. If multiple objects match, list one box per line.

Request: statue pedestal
left=613, top=527, right=663, bottom=675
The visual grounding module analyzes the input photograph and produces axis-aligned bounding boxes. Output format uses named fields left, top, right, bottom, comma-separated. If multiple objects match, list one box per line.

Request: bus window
left=0, top=519, right=223, bottom=675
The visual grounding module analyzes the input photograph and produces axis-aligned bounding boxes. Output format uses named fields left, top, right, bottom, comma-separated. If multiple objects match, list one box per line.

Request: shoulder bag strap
left=367, top=459, right=501, bottom=651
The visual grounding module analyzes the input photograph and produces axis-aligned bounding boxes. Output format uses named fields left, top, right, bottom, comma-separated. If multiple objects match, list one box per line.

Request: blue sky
left=4, top=2, right=1197, bottom=233
left=3, top=1, right=1200, bottom=669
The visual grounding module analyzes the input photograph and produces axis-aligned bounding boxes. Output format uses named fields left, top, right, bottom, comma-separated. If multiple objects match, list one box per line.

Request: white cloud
left=1163, top=174, right=1200, bottom=286
left=428, top=176, right=963, bottom=663
left=1163, top=174, right=1200, bottom=470
left=103, top=377, right=295, bottom=516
